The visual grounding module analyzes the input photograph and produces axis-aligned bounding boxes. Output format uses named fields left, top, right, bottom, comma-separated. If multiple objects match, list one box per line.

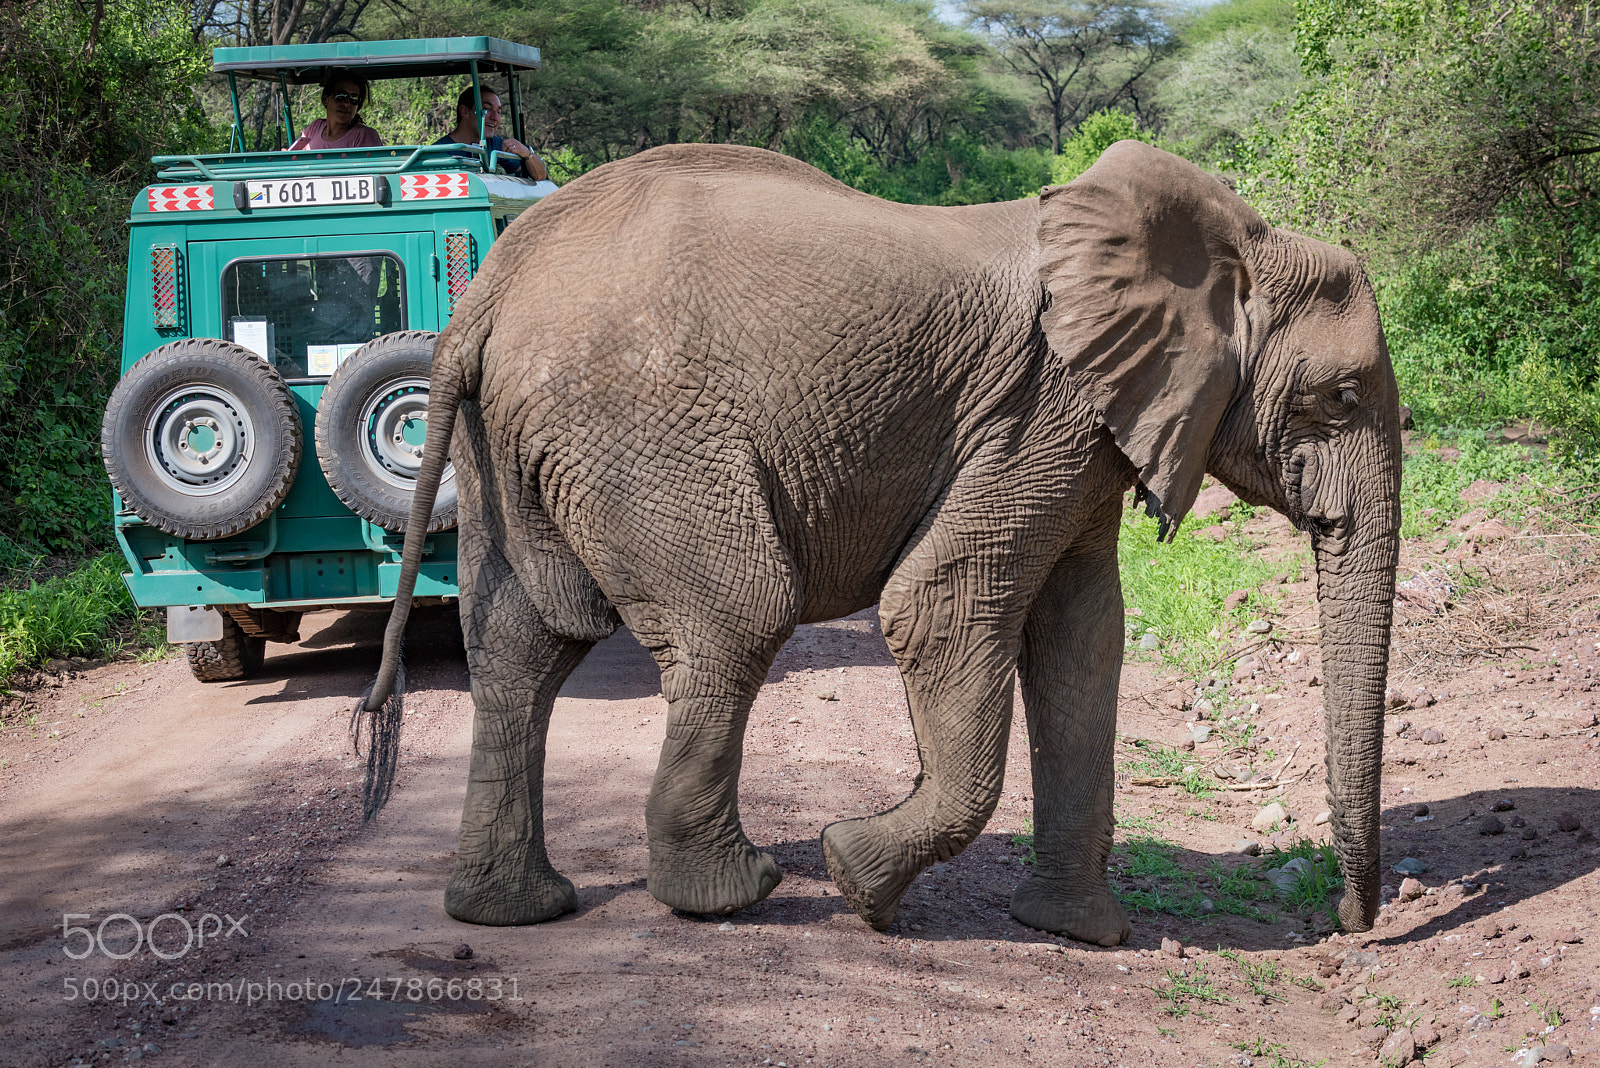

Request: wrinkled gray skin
left=366, top=140, right=1399, bottom=945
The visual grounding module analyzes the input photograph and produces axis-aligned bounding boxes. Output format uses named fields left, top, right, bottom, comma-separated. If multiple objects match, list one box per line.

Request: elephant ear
left=1039, top=140, right=1268, bottom=540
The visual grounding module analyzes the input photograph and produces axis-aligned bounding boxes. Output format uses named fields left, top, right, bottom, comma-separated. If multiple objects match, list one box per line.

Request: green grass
left=0, top=553, right=156, bottom=687
left=1230, top=1036, right=1326, bottom=1068
left=1154, top=962, right=1232, bottom=1018
left=1400, top=431, right=1551, bottom=538
left=1446, top=975, right=1478, bottom=988
left=1258, top=839, right=1344, bottom=921
left=1111, top=838, right=1278, bottom=922
left=1122, top=738, right=1214, bottom=797
left=1119, top=502, right=1292, bottom=679
left=1218, top=949, right=1284, bottom=1000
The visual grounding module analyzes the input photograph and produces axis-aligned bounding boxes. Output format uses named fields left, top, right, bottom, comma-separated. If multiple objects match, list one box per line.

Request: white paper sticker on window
left=230, top=317, right=271, bottom=361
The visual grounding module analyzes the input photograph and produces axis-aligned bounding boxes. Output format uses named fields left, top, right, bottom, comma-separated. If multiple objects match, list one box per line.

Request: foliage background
left=2, top=0, right=1597, bottom=567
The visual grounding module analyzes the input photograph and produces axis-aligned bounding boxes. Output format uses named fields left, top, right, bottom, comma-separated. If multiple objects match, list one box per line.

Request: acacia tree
left=959, top=0, right=1175, bottom=153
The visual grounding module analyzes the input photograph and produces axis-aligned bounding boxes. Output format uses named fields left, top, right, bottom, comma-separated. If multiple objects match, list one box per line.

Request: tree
left=959, top=0, right=1175, bottom=153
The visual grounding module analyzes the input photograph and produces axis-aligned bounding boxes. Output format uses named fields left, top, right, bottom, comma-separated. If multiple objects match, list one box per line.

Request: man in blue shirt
left=433, top=86, right=549, bottom=181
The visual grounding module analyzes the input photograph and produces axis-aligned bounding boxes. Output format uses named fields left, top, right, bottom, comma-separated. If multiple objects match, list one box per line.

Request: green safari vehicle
left=101, top=37, right=554, bottom=681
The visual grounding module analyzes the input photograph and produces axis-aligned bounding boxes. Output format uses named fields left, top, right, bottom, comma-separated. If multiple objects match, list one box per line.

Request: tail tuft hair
left=351, top=662, right=405, bottom=822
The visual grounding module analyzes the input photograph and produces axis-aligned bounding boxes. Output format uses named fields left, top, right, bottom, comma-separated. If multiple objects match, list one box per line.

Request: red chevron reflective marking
left=399, top=173, right=470, bottom=200
left=147, top=185, right=214, bottom=212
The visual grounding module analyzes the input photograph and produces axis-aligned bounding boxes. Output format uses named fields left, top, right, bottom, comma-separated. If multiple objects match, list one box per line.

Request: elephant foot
left=648, top=839, right=781, bottom=915
left=444, top=861, right=578, bottom=926
left=1010, top=875, right=1130, bottom=947
left=821, top=818, right=918, bottom=930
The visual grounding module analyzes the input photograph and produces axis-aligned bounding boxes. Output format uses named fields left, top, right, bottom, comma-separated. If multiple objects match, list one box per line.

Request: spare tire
left=314, top=330, right=456, bottom=532
left=102, top=339, right=302, bottom=540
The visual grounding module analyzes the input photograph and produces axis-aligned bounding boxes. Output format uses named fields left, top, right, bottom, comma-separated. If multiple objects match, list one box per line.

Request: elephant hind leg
left=638, top=623, right=789, bottom=916
left=444, top=535, right=593, bottom=926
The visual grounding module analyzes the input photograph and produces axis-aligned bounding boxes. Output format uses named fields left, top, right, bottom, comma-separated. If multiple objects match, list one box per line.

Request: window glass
left=221, top=254, right=404, bottom=378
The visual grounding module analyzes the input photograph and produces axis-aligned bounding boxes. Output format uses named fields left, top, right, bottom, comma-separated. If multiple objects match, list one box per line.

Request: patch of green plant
left=1400, top=432, right=1552, bottom=538
left=1011, top=818, right=1036, bottom=865
left=0, top=554, right=147, bottom=683
left=1155, top=962, right=1232, bottom=1018
left=1121, top=739, right=1214, bottom=797
left=1231, top=1036, right=1326, bottom=1068
left=1119, top=503, right=1285, bottom=679
left=1445, top=975, right=1478, bottom=988
left=1291, top=974, right=1325, bottom=992
left=1258, top=839, right=1344, bottom=917
left=1218, top=949, right=1284, bottom=1000
left=1526, top=995, right=1564, bottom=1028
left=1114, top=808, right=1163, bottom=836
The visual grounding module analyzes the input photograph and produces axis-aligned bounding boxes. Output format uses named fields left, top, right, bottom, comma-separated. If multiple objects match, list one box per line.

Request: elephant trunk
left=1312, top=476, right=1399, bottom=932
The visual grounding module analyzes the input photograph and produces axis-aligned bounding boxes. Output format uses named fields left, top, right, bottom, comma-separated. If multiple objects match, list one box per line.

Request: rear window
left=221, top=253, right=404, bottom=378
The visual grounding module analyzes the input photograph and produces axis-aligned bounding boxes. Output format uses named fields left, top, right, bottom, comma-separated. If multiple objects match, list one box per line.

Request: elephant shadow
left=632, top=784, right=1599, bottom=950
left=1097, top=784, right=1599, bottom=955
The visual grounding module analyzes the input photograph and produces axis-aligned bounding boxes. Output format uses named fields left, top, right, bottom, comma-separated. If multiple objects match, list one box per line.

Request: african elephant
left=362, top=139, right=1399, bottom=945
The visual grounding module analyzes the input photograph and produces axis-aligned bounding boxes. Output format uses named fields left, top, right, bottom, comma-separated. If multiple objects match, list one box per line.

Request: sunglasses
left=329, top=92, right=361, bottom=105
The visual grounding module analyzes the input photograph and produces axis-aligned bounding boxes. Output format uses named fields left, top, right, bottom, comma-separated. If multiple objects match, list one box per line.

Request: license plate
left=245, top=176, right=380, bottom=208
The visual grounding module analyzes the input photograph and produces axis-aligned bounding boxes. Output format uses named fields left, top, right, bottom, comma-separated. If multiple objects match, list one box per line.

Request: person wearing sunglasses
left=289, top=71, right=384, bottom=151
left=432, top=86, right=548, bottom=181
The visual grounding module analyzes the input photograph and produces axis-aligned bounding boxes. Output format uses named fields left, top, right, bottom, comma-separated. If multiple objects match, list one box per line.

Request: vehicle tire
left=102, top=339, right=302, bottom=540
left=184, top=615, right=267, bottom=682
left=314, top=330, right=457, bottom=532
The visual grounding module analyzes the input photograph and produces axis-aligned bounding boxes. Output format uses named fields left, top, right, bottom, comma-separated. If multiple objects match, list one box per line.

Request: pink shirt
left=290, top=118, right=384, bottom=151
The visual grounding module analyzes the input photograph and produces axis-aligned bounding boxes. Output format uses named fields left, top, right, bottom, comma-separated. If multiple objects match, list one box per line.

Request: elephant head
left=1039, top=141, right=1400, bottom=932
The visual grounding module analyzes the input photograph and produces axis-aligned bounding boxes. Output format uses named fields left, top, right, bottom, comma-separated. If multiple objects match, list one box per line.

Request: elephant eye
left=1338, top=387, right=1359, bottom=409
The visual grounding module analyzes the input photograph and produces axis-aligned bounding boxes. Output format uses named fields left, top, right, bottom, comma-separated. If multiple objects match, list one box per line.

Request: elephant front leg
left=1009, top=525, right=1131, bottom=947
left=820, top=513, right=1024, bottom=930
left=445, top=542, right=594, bottom=926
left=644, top=656, right=784, bottom=914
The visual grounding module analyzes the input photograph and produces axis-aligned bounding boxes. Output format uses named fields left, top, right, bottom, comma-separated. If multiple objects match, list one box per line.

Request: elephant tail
left=353, top=308, right=488, bottom=821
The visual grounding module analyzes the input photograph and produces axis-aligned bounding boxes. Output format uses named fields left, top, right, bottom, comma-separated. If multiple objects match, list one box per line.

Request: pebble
left=1246, top=620, right=1272, bottom=634
left=1251, top=802, right=1291, bottom=833
left=1413, top=803, right=1430, bottom=817
left=1491, top=799, right=1516, bottom=811
left=816, top=691, right=838, bottom=702
left=1476, top=964, right=1506, bottom=985
left=1488, top=726, right=1507, bottom=740
left=1553, top=926, right=1582, bottom=944
left=1398, top=877, right=1424, bottom=902
left=1379, top=1029, right=1417, bottom=1064
left=1421, top=727, right=1446, bottom=744
left=215, top=854, right=231, bottom=868
left=1479, top=815, right=1505, bottom=835
left=1555, top=812, right=1581, bottom=832
left=1314, top=810, right=1330, bottom=826
left=1138, top=632, right=1161, bottom=650
left=1231, top=840, right=1261, bottom=856
left=452, top=943, right=473, bottom=960
left=718, top=921, right=736, bottom=932
left=1318, top=993, right=1345, bottom=1011
left=1361, top=1024, right=1390, bottom=1047
left=1521, top=826, right=1538, bottom=840
left=1392, top=857, right=1428, bottom=875
left=1413, top=1023, right=1440, bottom=1048
left=1540, top=1043, right=1574, bottom=1061
left=1161, top=937, right=1184, bottom=958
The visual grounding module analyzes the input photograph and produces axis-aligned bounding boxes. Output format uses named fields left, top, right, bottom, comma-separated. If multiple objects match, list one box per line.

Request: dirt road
left=3, top=509, right=1599, bottom=1068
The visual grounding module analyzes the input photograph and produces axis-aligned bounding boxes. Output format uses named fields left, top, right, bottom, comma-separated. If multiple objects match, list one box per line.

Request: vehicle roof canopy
left=212, top=36, right=540, bottom=83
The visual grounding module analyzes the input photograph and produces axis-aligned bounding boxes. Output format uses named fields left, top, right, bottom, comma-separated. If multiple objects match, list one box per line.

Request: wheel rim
left=358, top=376, right=451, bottom=490
left=144, top=386, right=256, bottom=496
